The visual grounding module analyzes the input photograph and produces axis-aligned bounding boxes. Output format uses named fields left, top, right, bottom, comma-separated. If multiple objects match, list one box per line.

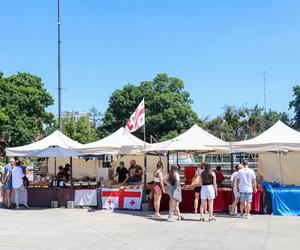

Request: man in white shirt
left=237, top=160, right=257, bottom=219
left=12, top=161, right=28, bottom=209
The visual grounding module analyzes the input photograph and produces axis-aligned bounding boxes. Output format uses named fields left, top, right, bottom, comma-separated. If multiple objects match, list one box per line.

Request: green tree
left=61, top=113, right=99, bottom=144
left=289, top=85, right=300, bottom=130
left=0, top=71, right=54, bottom=146
left=205, top=105, right=290, bottom=141
left=100, top=73, right=200, bottom=142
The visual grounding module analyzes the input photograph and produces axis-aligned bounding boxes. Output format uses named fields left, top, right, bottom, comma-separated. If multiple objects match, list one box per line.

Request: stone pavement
left=0, top=208, right=299, bottom=250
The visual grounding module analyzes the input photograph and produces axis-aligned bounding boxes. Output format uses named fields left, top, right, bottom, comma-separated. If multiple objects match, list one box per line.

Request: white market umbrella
left=27, top=145, right=82, bottom=158
left=26, top=145, right=82, bottom=178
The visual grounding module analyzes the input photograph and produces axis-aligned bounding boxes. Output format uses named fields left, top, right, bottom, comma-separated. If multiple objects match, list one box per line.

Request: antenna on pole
left=58, top=0, right=62, bottom=130
left=263, top=70, right=267, bottom=111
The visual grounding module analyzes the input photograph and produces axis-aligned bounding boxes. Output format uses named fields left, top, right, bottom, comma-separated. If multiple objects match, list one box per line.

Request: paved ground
left=0, top=208, right=299, bottom=250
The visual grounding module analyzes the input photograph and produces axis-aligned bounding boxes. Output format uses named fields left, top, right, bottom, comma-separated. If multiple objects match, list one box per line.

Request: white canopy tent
left=144, top=124, right=230, bottom=153
left=231, top=121, right=300, bottom=185
left=6, top=130, right=83, bottom=156
left=76, top=127, right=148, bottom=155
left=231, top=121, right=300, bottom=153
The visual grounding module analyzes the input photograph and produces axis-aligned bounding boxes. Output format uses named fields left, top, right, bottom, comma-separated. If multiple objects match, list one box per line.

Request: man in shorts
left=237, top=160, right=257, bottom=219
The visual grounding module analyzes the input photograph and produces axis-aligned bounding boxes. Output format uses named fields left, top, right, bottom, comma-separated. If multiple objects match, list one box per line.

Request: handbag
left=172, top=186, right=182, bottom=202
left=23, top=176, right=30, bottom=187
left=165, top=184, right=174, bottom=196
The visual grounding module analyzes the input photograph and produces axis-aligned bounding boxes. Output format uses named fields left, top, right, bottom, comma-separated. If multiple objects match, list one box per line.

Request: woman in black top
left=199, top=163, right=217, bottom=222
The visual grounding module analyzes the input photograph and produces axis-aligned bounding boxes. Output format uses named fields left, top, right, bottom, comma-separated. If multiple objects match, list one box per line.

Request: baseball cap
left=119, top=161, right=125, bottom=165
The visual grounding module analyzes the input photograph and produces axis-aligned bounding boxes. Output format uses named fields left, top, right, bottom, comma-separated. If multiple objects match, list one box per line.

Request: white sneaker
left=246, top=214, right=252, bottom=219
left=167, top=217, right=176, bottom=222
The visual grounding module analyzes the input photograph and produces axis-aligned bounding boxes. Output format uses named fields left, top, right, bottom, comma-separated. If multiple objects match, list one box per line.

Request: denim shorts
left=240, top=192, right=253, bottom=203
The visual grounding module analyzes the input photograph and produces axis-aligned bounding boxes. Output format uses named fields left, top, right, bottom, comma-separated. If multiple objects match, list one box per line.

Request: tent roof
left=145, top=124, right=230, bottom=153
left=26, top=146, right=82, bottom=158
left=6, top=130, right=83, bottom=156
left=231, top=121, right=300, bottom=153
left=76, top=127, right=148, bottom=155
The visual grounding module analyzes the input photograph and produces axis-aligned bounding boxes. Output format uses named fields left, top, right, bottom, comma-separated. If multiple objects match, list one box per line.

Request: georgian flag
left=101, top=188, right=143, bottom=210
left=101, top=188, right=119, bottom=209
left=122, top=189, right=143, bottom=210
left=125, top=99, right=145, bottom=133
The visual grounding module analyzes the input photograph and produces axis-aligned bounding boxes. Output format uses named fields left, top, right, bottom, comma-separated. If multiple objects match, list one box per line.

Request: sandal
left=177, top=215, right=184, bottom=221
left=208, top=217, right=216, bottom=222
left=200, top=218, right=205, bottom=222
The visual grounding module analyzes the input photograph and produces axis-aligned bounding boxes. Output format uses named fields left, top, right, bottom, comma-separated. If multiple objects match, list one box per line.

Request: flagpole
left=143, top=98, right=147, bottom=203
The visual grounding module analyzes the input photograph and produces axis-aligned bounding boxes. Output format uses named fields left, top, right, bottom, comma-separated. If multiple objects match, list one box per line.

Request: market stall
left=231, top=120, right=300, bottom=216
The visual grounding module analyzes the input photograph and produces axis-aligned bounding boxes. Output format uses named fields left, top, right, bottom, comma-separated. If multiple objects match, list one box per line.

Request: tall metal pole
left=263, top=70, right=267, bottom=111
left=58, top=0, right=62, bottom=130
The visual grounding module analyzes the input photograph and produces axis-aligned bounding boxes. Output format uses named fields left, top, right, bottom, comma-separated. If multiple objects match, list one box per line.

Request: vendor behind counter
left=127, top=160, right=143, bottom=185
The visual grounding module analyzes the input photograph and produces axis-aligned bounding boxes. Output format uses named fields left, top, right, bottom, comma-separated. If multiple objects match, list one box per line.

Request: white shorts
left=200, top=185, right=215, bottom=200
left=233, top=189, right=240, bottom=198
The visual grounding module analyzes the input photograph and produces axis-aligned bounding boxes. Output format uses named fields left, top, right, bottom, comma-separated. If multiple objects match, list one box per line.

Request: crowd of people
left=1, top=157, right=257, bottom=219
left=1, top=158, right=29, bottom=209
left=147, top=160, right=257, bottom=222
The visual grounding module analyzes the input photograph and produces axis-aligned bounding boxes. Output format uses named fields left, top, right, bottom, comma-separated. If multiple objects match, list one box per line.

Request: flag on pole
left=125, top=99, right=145, bottom=133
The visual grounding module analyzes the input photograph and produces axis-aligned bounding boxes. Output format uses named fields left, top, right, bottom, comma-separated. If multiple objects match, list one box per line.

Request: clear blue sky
left=1, top=0, right=299, bottom=119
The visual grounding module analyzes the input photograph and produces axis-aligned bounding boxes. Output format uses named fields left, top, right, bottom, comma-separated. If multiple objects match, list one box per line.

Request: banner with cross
left=101, top=188, right=143, bottom=210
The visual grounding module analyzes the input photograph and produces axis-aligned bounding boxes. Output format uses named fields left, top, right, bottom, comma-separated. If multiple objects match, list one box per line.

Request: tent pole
left=143, top=153, right=147, bottom=203
left=278, top=151, right=283, bottom=185
left=54, top=157, right=57, bottom=177
left=70, top=157, right=73, bottom=187
left=230, top=153, right=234, bottom=174
left=167, top=151, right=170, bottom=173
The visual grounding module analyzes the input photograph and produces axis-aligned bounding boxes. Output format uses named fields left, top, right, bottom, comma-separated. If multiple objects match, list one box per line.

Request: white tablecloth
left=74, top=189, right=98, bottom=206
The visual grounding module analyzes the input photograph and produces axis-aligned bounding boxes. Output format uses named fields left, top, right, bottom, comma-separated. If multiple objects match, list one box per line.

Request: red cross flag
left=125, top=99, right=145, bottom=133
left=101, top=188, right=143, bottom=210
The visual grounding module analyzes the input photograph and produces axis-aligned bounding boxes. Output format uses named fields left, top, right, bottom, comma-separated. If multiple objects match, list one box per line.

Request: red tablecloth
left=153, top=188, right=261, bottom=213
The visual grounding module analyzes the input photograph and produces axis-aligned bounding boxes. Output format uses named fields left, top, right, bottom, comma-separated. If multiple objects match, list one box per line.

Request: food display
left=28, top=181, right=51, bottom=188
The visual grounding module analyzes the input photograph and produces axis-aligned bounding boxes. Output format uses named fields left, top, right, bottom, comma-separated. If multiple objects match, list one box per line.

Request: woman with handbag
left=199, top=163, right=217, bottom=222
left=165, top=165, right=183, bottom=222
left=152, top=161, right=165, bottom=218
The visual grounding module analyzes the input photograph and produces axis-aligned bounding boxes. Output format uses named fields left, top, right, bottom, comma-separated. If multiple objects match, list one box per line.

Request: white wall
left=48, top=158, right=101, bottom=178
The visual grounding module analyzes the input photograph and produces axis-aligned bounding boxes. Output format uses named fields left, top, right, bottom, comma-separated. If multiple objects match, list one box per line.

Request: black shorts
left=194, top=186, right=201, bottom=193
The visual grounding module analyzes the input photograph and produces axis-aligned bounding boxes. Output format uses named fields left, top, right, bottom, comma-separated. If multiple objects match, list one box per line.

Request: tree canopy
left=290, top=85, right=300, bottom=130
left=61, top=114, right=99, bottom=144
left=100, top=73, right=201, bottom=142
left=0, top=72, right=54, bottom=146
left=205, top=105, right=290, bottom=141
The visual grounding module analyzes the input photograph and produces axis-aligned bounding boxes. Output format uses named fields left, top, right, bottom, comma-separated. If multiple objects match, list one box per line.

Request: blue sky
left=1, top=0, right=299, bottom=119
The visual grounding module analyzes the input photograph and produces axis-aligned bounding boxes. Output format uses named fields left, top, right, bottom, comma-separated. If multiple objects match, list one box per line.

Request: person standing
left=128, top=160, right=143, bottom=185
left=12, top=161, right=29, bottom=209
left=112, top=161, right=129, bottom=185
left=215, top=165, right=225, bottom=186
left=165, top=165, right=182, bottom=222
left=152, top=161, right=165, bottom=218
left=229, top=164, right=243, bottom=215
left=2, top=158, right=15, bottom=209
left=199, top=163, right=217, bottom=222
left=237, top=160, right=257, bottom=219
left=192, top=162, right=205, bottom=214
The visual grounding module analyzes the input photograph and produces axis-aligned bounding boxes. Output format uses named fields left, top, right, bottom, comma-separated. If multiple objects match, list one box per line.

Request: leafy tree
left=289, top=85, right=300, bottom=130
left=0, top=71, right=54, bottom=146
left=61, top=113, right=99, bottom=144
left=100, top=73, right=201, bottom=142
left=205, top=105, right=290, bottom=141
